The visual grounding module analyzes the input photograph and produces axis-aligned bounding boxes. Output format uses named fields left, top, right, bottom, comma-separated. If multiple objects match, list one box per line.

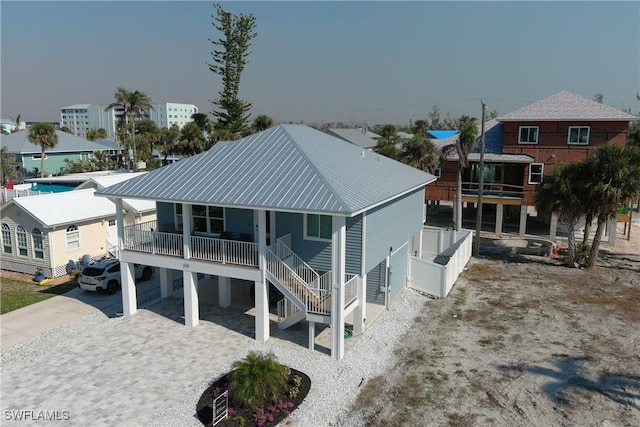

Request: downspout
left=385, top=246, right=392, bottom=310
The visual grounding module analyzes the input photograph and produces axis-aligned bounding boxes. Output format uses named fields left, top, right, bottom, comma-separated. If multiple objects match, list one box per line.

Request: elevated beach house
left=97, top=124, right=436, bottom=360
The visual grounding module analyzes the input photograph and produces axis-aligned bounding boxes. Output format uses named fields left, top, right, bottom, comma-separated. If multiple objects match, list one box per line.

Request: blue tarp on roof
left=428, top=130, right=458, bottom=139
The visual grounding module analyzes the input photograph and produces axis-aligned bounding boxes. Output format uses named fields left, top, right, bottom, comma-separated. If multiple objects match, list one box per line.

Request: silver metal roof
left=498, top=91, right=639, bottom=121
left=97, top=124, right=436, bottom=216
left=1, top=130, right=117, bottom=154
left=5, top=189, right=118, bottom=227
left=325, top=128, right=379, bottom=149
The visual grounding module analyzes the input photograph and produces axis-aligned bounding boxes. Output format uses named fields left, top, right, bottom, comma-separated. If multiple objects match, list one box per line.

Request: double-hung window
left=568, top=126, right=590, bottom=145
left=2, top=223, right=12, bottom=254
left=66, top=225, right=80, bottom=250
left=16, top=225, right=28, bottom=257
left=518, top=126, right=539, bottom=144
left=175, top=204, right=224, bottom=235
left=32, top=228, right=44, bottom=259
left=305, top=214, right=332, bottom=241
left=528, top=163, right=544, bottom=184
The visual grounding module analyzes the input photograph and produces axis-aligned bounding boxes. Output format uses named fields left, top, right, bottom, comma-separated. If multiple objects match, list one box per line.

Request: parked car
left=78, top=259, right=154, bottom=295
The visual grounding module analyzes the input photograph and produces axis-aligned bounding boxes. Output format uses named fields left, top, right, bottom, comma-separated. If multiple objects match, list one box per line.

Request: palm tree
left=229, top=351, right=289, bottom=409
left=442, top=116, right=477, bottom=230
left=105, top=87, right=153, bottom=161
left=85, top=128, right=107, bottom=141
left=583, top=145, right=640, bottom=268
left=535, top=163, right=585, bottom=264
left=178, top=122, right=206, bottom=156
left=27, top=123, right=58, bottom=177
left=9, top=114, right=21, bottom=133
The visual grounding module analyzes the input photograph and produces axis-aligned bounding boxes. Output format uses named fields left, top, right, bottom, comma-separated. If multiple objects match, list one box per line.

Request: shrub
left=229, top=351, right=289, bottom=409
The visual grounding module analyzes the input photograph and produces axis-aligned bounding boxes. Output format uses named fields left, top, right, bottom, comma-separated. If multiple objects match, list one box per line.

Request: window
left=305, top=214, right=332, bottom=241
left=2, top=223, right=12, bottom=254
left=433, top=167, right=441, bottom=178
left=16, top=225, right=28, bottom=257
left=192, top=205, right=224, bottom=234
left=66, top=225, right=80, bottom=250
left=518, top=126, right=539, bottom=144
left=529, top=163, right=544, bottom=184
left=32, top=154, right=47, bottom=160
left=568, top=126, right=590, bottom=145
left=175, top=204, right=224, bottom=234
left=108, top=219, right=116, bottom=226
left=32, top=228, right=44, bottom=259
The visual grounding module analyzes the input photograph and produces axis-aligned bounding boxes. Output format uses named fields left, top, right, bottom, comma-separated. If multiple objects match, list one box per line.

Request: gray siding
left=366, top=260, right=386, bottom=304
left=275, top=212, right=362, bottom=274
left=276, top=212, right=331, bottom=271
left=345, top=215, right=362, bottom=275
left=224, top=208, right=254, bottom=237
left=364, top=188, right=423, bottom=271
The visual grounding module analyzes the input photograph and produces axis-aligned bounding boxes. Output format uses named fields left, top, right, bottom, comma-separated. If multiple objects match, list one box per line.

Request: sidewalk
left=1, top=293, right=100, bottom=349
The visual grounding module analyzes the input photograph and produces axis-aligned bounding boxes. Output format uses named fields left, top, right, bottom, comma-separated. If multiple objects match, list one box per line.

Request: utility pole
left=473, top=99, right=487, bottom=257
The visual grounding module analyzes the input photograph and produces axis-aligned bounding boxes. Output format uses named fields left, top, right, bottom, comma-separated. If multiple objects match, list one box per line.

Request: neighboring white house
left=60, top=103, right=198, bottom=140
left=1, top=189, right=119, bottom=277
left=1, top=173, right=158, bottom=277
left=95, top=124, right=474, bottom=361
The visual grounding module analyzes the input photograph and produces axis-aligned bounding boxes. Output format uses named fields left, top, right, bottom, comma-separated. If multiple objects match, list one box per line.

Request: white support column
left=160, top=268, right=172, bottom=298
left=182, top=203, right=192, bottom=260
left=353, top=275, right=366, bottom=335
left=219, top=276, right=231, bottom=308
left=115, top=198, right=125, bottom=257
left=121, top=261, right=137, bottom=316
left=495, top=204, right=504, bottom=237
left=353, top=213, right=367, bottom=335
left=550, top=213, right=558, bottom=240
left=308, top=321, right=315, bottom=351
left=331, top=216, right=346, bottom=361
left=269, top=210, right=276, bottom=247
left=519, top=205, right=528, bottom=237
left=255, top=210, right=269, bottom=342
left=183, top=270, right=199, bottom=327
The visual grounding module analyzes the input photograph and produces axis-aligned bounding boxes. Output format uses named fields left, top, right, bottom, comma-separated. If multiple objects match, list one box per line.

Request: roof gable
left=498, top=91, right=638, bottom=121
left=98, top=125, right=435, bottom=215
left=5, top=189, right=117, bottom=227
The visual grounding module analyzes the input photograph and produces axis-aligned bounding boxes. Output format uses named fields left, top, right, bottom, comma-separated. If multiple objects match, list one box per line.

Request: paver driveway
left=0, top=297, right=310, bottom=426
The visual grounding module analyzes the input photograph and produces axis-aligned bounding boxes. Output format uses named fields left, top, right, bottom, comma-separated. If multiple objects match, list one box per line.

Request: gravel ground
left=1, top=284, right=429, bottom=426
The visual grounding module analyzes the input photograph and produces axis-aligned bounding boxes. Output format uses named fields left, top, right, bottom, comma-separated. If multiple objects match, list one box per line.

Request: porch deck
left=123, top=220, right=259, bottom=268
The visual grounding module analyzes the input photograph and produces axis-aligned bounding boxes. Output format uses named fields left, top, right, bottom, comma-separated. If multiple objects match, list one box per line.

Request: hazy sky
left=1, top=1, right=638, bottom=126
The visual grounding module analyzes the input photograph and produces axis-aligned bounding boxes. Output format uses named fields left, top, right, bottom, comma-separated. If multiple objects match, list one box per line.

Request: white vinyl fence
left=409, top=229, right=473, bottom=298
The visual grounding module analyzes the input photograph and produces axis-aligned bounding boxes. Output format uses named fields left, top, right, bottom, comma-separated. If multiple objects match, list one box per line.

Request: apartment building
left=60, top=103, right=198, bottom=140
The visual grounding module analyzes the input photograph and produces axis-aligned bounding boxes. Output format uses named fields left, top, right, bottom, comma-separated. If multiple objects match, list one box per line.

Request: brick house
left=426, top=90, right=638, bottom=237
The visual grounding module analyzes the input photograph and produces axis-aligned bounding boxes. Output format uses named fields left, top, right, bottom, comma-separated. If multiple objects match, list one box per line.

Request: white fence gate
left=409, top=229, right=473, bottom=298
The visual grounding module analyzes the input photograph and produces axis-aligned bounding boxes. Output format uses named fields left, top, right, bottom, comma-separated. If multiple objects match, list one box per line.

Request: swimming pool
left=29, top=183, right=77, bottom=193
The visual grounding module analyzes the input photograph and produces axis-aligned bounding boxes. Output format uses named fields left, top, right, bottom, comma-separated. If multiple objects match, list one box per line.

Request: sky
left=1, top=1, right=639, bottom=127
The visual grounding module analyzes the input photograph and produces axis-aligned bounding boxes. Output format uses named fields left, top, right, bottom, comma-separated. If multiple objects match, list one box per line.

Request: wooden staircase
left=264, top=237, right=332, bottom=328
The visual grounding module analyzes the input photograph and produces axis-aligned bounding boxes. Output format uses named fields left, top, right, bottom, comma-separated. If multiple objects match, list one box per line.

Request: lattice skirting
left=2, top=253, right=107, bottom=278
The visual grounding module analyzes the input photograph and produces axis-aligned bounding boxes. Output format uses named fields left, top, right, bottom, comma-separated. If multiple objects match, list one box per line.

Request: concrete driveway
left=1, top=273, right=161, bottom=349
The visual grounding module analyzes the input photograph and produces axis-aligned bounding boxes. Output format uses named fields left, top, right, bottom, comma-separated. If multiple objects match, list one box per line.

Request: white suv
left=78, top=259, right=154, bottom=295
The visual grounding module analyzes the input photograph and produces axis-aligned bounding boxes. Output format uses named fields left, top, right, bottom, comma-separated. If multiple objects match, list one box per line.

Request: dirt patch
left=348, top=225, right=640, bottom=426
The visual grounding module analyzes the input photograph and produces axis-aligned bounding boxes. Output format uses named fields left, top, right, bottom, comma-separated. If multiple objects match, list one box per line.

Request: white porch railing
left=344, top=274, right=358, bottom=306
left=274, top=235, right=319, bottom=284
left=122, top=220, right=258, bottom=268
left=191, top=235, right=258, bottom=267
left=277, top=297, right=301, bottom=323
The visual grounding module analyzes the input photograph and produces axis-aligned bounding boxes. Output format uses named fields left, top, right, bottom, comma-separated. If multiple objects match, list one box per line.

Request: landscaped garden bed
left=196, top=352, right=311, bottom=427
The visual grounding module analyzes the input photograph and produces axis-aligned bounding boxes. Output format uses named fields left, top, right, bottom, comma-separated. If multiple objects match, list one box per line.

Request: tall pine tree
left=208, top=3, right=257, bottom=134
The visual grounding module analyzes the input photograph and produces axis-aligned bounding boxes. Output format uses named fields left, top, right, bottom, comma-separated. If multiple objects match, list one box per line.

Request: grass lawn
left=1, top=277, right=78, bottom=314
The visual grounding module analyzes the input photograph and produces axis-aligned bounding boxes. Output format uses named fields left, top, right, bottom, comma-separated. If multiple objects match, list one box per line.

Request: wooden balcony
left=123, top=221, right=259, bottom=268
left=461, top=182, right=524, bottom=205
